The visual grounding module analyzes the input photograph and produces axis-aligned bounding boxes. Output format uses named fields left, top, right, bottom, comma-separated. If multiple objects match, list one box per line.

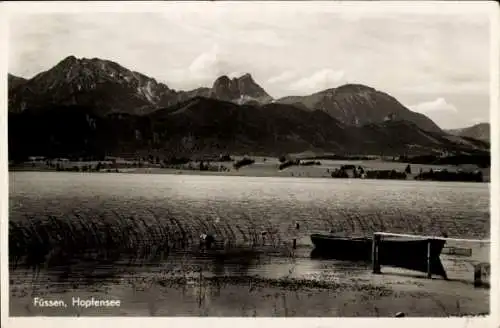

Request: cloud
left=400, top=80, right=489, bottom=95
left=188, top=44, right=223, bottom=79
left=178, top=44, right=245, bottom=87
left=267, top=71, right=297, bottom=84
left=233, top=28, right=287, bottom=48
left=288, top=69, right=346, bottom=94
left=409, top=97, right=458, bottom=113
left=470, top=116, right=489, bottom=125
left=8, top=8, right=490, bottom=129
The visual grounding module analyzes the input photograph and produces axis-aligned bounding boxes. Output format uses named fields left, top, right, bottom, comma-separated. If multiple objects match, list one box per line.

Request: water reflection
left=12, top=244, right=378, bottom=295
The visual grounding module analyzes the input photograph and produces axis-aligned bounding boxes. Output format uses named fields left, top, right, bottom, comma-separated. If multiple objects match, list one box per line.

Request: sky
left=7, top=2, right=493, bottom=129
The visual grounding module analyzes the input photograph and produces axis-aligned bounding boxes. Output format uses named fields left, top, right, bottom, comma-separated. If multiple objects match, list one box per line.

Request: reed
left=9, top=202, right=487, bottom=269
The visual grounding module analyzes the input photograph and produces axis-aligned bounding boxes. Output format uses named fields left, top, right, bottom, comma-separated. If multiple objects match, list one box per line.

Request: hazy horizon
left=7, top=3, right=493, bottom=129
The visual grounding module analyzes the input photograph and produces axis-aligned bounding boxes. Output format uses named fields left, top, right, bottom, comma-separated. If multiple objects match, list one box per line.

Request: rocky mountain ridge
left=10, top=55, right=440, bottom=133
left=446, top=123, right=490, bottom=142
left=7, top=55, right=490, bottom=160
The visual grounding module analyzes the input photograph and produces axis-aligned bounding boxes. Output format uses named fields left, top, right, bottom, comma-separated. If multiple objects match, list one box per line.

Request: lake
left=9, top=172, right=490, bottom=239
left=8, top=172, right=491, bottom=316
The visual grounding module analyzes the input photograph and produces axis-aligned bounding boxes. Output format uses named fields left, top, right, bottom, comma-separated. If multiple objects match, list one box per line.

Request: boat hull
left=310, top=234, right=448, bottom=278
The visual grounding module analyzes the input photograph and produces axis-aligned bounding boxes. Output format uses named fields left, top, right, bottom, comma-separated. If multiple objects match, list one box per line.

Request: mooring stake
left=372, top=233, right=381, bottom=274
left=292, top=221, right=299, bottom=249
left=426, top=239, right=432, bottom=279
left=474, top=264, right=482, bottom=287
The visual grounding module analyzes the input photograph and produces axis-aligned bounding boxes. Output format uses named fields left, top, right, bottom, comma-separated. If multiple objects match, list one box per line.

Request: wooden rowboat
left=310, top=233, right=448, bottom=279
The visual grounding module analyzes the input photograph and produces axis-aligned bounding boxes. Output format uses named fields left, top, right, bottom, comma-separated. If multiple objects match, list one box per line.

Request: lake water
left=8, top=172, right=491, bottom=316
left=9, top=172, right=490, bottom=239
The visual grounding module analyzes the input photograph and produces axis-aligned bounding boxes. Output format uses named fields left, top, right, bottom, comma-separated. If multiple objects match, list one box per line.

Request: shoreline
left=9, top=155, right=490, bottom=183
left=9, top=166, right=490, bottom=183
left=9, top=262, right=490, bottom=317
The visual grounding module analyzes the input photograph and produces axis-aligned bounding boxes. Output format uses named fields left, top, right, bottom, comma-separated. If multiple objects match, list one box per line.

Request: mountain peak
left=213, top=75, right=231, bottom=85
left=9, top=55, right=178, bottom=115
left=214, top=73, right=254, bottom=82
left=235, top=73, right=258, bottom=87
left=446, top=122, right=490, bottom=142
left=63, top=55, right=78, bottom=61
left=210, top=73, right=273, bottom=104
left=276, top=83, right=442, bottom=133
left=58, top=55, right=105, bottom=64
left=53, top=56, right=125, bottom=72
left=58, top=55, right=79, bottom=65
left=237, top=73, right=253, bottom=80
left=8, top=74, right=28, bottom=89
left=8, top=73, right=24, bottom=80
left=335, top=83, right=375, bottom=93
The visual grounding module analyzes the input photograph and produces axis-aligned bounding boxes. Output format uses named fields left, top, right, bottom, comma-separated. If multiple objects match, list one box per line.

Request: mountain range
left=8, top=56, right=490, bottom=160
left=446, top=123, right=490, bottom=142
left=7, top=56, right=275, bottom=116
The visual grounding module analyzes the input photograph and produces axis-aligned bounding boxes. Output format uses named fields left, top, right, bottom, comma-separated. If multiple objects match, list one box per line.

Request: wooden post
left=293, top=222, right=299, bottom=249
left=426, top=239, right=432, bottom=279
left=372, top=233, right=381, bottom=274
left=474, top=264, right=482, bottom=287
left=198, top=268, right=203, bottom=307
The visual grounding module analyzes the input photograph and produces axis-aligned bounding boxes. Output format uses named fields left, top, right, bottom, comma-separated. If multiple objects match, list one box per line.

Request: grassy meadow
left=10, top=155, right=491, bottom=182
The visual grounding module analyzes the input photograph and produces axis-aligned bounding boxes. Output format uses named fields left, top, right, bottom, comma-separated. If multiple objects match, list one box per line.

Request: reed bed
left=9, top=200, right=488, bottom=271
left=9, top=208, right=288, bottom=270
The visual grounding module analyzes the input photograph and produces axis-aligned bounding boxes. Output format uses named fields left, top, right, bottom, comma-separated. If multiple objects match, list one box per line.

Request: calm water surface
left=8, top=172, right=490, bottom=316
left=9, top=171, right=489, bottom=238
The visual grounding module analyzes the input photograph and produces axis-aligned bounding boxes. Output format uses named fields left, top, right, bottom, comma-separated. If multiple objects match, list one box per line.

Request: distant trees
left=415, top=169, right=483, bottom=182
left=357, top=166, right=365, bottom=174
left=164, top=157, right=190, bottom=165
left=299, top=160, right=321, bottom=166
left=331, top=168, right=349, bottom=178
left=364, top=170, right=406, bottom=180
left=233, top=157, right=255, bottom=170
left=330, top=167, right=407, bottom=180
left=278, top=159, right=299, bottom=170
left=397, top=153, right=490, bottom=168
left=219, top=154, right=232, bottom=162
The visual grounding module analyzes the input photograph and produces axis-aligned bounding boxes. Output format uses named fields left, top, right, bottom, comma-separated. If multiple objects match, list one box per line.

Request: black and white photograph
left=2, top=0, right=498, bottom=321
